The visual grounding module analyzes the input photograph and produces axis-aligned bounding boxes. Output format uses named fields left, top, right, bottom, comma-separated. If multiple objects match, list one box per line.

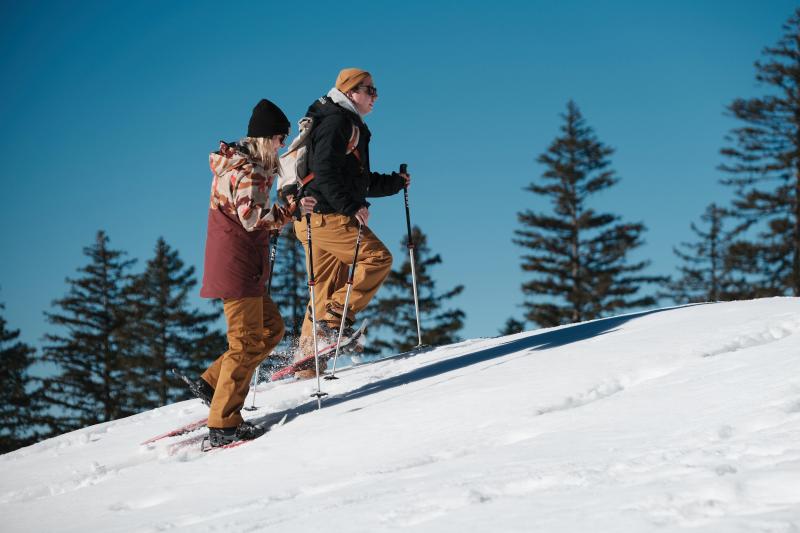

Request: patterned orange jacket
left=200, top=142, right=290, bottom=299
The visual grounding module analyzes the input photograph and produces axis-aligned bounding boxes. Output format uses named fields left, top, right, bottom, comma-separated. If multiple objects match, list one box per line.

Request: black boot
left=190, top=378, right=215, bottom=406
left=172, top=369, right=214, bottom=406
left=207, top=421, right=264, bottom=447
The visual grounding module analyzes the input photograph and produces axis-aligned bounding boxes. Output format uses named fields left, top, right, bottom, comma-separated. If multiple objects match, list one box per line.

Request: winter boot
left=173, top=369, right=215, bottom=406
left=207, top=421, right=264, bottom=447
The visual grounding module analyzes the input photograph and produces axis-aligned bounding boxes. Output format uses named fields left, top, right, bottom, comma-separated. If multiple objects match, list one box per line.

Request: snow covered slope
left=2, top=298, right=799, bottom=532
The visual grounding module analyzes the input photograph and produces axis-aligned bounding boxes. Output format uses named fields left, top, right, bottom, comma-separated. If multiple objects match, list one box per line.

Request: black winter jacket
left=304, top=97, right=404, bottom=215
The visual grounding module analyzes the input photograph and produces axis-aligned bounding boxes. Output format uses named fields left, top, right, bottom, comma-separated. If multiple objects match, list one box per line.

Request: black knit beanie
left=247, top=99, right=290, bottom=138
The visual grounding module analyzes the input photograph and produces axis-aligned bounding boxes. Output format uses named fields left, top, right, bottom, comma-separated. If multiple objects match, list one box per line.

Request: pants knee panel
left=227, top=331, right=266, bottom=358
left=264, top=316, right=285, bottom=348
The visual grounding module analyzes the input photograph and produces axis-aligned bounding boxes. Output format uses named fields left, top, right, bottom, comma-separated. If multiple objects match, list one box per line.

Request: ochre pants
left=202, top=296, right=284, bottom=428
left=294, top=213, right=392, bottom=356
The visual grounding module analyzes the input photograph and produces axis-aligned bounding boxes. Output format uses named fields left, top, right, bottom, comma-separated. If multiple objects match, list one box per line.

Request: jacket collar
left=326, top=87, right=365, bottom=121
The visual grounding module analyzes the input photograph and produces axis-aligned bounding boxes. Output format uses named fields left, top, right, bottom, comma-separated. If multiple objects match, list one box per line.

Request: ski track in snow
left=695, top=312, right=800, bottom=358
left=534, top=378, right=628, bottom=415
left=532, top=308, right=800, bottom=418
left=2, top=298, right=800, bottom=532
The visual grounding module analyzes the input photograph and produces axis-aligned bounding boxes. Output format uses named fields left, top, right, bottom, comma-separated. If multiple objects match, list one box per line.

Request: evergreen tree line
left=0, top=232, right=227, bottom=452
left=506, top=8, right=800, bottom=332
left=664, top=9, right=800, bottom=303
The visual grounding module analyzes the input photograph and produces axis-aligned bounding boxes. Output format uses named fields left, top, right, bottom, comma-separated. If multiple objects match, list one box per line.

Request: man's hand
left=355, top=206, right=370, bottom=226
left=300, top=196, right=317, bottom=215
left=400, top=172, right=411, bottom=188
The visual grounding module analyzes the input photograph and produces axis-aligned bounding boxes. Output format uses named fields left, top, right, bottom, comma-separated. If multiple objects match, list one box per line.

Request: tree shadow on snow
left=252, top=304, right=707, bottom=428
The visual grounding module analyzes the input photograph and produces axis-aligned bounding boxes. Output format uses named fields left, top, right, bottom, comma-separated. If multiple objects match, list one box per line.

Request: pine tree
left=0, top=302, right=39, bottom=453
left=514, top=101, right=665, bottom=328
left=130, top=238, right=225, bottom=407
left=499, top=318, right=525, bottom=336
left=662, top=204, right=733, bottom=304
left=719, top=8, right=800, bottom=297
left=270, top=226, right=308, bottom=345
left=366, top=226, right=465, bottom=354
left=39, top=231, right=138, bottom=435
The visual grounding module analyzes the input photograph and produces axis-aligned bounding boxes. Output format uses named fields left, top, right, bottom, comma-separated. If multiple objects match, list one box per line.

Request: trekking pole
left=266, top=229, right=279, bottom=295
left=243, top=368, right=259, bottom=411
left=305, top=211, right=328, bottom=408
left=400, top=163, right=423, bottom=346
left=326, top=222, right=363, bottom=380
left=245, top=229, right=281, bottom=412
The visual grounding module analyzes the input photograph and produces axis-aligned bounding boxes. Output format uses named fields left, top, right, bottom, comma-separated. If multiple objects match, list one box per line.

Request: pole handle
left=305, top=212, right=315, bottom=284
left=401, top=164, right=413, bottom=245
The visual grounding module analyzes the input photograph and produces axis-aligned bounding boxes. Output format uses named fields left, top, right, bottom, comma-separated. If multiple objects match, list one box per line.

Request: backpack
left=277, top=109, right=361, bottom=203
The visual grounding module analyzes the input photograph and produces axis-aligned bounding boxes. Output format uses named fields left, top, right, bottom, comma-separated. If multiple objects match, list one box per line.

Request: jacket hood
left=209, top=141, right=250, bottom=176
left=306, top=93, right=363, bottom=126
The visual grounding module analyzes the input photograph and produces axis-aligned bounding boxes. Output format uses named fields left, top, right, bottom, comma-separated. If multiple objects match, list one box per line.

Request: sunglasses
left=275, top=134, right=288, bottom=143
left=356, top=85, right=378, bottom=97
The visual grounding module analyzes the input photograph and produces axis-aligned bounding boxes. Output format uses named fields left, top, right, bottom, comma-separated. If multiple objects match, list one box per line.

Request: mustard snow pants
left=202, top=296, right=284, bottom=428
left=293, top=213, right=392, bottom=357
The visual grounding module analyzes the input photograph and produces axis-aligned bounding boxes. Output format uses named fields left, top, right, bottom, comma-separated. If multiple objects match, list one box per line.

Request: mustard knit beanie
left=335, top=68, right=371, bottom=93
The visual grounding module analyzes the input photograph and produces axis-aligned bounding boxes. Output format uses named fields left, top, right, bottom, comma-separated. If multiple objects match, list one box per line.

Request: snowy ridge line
left=4, top=299, right=800, bottom=532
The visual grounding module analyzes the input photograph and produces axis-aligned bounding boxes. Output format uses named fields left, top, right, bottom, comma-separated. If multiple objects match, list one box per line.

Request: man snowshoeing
left=293, top=67, right=411, bottom=379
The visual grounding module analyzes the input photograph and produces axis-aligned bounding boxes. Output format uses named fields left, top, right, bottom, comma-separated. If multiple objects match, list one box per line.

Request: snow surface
left=2, top=298, right=800, bottom=532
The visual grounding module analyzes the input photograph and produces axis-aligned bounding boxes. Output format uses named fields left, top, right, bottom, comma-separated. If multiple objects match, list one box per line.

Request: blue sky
left=0, top=1, right=794, bottom=353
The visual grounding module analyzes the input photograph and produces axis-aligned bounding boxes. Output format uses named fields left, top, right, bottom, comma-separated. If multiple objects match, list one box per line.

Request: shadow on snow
left=252, top=304, right=705, bottom=429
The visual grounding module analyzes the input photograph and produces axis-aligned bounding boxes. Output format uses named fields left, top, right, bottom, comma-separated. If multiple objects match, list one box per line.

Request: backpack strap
left=346, top=123, right=361, bottom=161
left=300, top=173, right=315, bottom=187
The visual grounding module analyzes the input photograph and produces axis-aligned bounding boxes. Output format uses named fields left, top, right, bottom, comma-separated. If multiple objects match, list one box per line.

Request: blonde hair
left=241, top=136, right=281, bottom=175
